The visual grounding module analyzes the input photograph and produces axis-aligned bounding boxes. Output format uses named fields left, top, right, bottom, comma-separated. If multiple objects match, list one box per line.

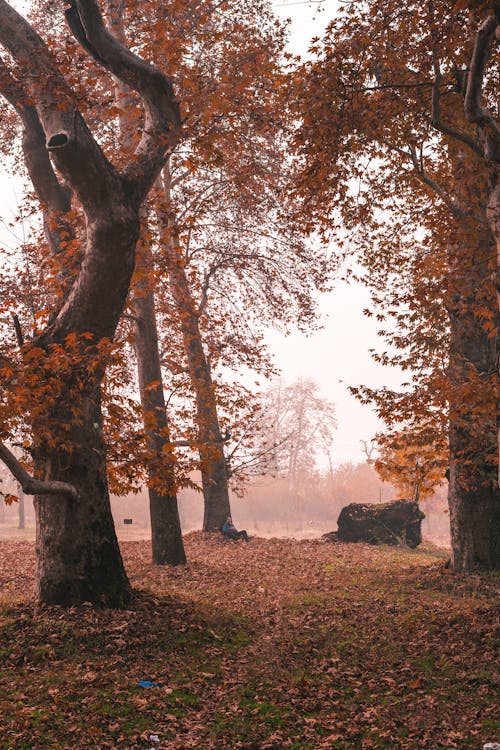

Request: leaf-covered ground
left=0, top=534, right=498, bottom=749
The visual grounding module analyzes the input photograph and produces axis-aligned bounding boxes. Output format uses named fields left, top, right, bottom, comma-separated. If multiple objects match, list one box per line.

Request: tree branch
left=0, top=0, right=124, bottom=216
left=66, top=0, right=181, bottom=190
left=0, top=58, right=71, bottom=214
left=464, top=14, right=500, bottom=162
left=383, top=140, right=465, bottom=217
left=430, top=44, right=483, bottom=157
left=0, top=442, right=78, bottom=498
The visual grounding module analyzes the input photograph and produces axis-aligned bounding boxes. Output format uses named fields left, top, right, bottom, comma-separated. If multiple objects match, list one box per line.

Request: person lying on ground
left=221, top=516, right=249, bottom=542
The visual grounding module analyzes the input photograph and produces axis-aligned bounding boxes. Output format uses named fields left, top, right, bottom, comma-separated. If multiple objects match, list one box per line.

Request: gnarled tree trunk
left=34, top=387, right=131, bottom=605
left=0, top=0, right=180, bottom=604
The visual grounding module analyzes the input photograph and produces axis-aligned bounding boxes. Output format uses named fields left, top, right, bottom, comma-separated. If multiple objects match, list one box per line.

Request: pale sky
left=269, top=0, right=404, bottom=465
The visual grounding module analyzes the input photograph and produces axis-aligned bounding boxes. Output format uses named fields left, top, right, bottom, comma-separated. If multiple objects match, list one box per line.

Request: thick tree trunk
left=448, top=460, right=500, bottom=570
left=133, top=285, right=186, bottom=565
left=34, top=387, right=131, bottom=605
left=447, top=216, right=500, bottom=571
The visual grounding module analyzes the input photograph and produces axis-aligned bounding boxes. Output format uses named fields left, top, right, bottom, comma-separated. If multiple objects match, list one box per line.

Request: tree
left=0, top=0, right=180, bottom=603
left=105, top=0, right=185, bottom=566
left=289, top=0, right=500, bottom=570
left=232, top=378, right=337, bottom=490
left=133, top=0, right=329, bottom=530
left=374, top=429, right=448, bottom=501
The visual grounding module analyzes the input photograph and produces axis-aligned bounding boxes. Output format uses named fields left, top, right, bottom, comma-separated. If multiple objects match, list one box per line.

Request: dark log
left=332, top=500, right=425, bottom=548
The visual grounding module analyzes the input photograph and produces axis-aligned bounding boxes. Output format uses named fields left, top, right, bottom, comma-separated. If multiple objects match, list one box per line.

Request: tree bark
left=447, top=213, right=500, bottom=571
left=132, top=277, right=186, bottom=565
left=17, top=483, right=25, bottom=530
left=34, top=386, right=131, bottom=605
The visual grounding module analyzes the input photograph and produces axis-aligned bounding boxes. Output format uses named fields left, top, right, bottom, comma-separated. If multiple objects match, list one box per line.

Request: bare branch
left=12, top=315, right=24, bottom=348
left=353, top=80, right=434, bottom=94
left=197, top=259, right=226, bottom=317
left=159, top=354, right=188, bottom=374
left=464, top=14, right=500, bottom=162
left=0, top=442, right=78, bottom=498
left=383, top=140, right=465, bottom=217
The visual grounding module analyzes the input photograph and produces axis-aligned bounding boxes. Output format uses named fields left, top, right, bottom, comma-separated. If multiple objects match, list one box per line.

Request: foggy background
left=0, top=462, right=451, bottom=547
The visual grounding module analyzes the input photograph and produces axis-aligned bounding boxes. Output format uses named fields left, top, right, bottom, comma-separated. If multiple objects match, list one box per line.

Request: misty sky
left=270, top=0, right=404, bottom=465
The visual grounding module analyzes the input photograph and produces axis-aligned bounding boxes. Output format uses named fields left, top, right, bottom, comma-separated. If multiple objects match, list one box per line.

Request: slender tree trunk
left=447, top=217, right=500, bottom=571
left=133, top=282, right=186, bottom=565
left=17, top=482, right=25, bottom=529
left=157, top=169, right=232, bottom=531
left=34, top=386, right=131, bottom=605
left=105, top=0, right=185, bottom=563
left=165, top=246, right=231, bottom=530
left=488, top=178, right=500, bottom=482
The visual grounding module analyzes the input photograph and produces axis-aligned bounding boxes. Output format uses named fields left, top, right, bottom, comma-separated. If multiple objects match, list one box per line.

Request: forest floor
left=0, top=534, right=498, bottom=750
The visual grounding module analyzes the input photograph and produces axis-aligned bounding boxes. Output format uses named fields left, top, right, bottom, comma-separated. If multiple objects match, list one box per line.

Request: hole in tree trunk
left=47, top=132, right=70, bottom=150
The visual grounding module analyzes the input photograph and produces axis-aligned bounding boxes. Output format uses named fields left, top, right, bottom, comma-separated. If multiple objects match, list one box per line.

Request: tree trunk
left=34, top=386, right=131, bottom=606
left=17, top=482, right=25, bottom=529
left=157, top=170, right=232, bottom=531
left=447, top=459, right=500, bottom=570
left=488, top=179, right=500, bottom=484
left=166, top=249, right=231, bottom=530
left=447, top=213, right=500, bottom=571
left=133, top=282, right=186, bottom=565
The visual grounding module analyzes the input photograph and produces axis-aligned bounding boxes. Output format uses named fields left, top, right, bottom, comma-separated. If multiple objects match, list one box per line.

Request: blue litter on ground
left=138, top=680, right=161, bottom=688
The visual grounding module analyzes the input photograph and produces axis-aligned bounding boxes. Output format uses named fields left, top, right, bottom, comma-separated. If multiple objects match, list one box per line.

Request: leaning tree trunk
left=165, top=249, right=231, bottom=531
left=133, top=279, right=186, bottom=565
left=447, top=213, right=500, bottom=571
left=157, top=170, right=232, bottom=531
left=166, top=260, right=231, bottom=530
